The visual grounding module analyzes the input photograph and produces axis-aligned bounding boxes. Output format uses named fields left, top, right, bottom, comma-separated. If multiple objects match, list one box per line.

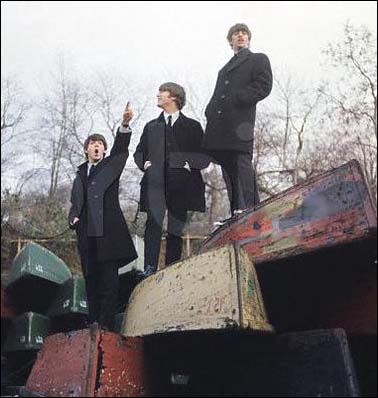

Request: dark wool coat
left=134, top=112, right=210, bottom=212
left=68, top=130, right=137, bottom=269
left=203, top=49, right=273, bottom=154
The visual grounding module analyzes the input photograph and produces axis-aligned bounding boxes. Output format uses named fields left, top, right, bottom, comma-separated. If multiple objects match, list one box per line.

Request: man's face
left=157, top=90, right=176, bottom=110
left=85, top=139, right=105, bottom=163
left=230, top=29, right=250, bottom=51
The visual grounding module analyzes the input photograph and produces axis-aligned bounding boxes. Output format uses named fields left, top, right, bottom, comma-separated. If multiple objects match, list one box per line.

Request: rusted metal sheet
left=201, top=160, right=377, bottom=263
left=26, top=327, right=99, bottom=397
left=123, top=244, right=273, bottom=337
left=95, top=333, right=148, bottom=397
left=26, top=325, right=149, bottom=397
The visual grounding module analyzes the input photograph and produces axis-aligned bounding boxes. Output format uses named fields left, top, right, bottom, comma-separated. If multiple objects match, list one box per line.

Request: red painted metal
left=26, top=327, right=99, bottom=397
left=95, top=333, right=148, bottom=397
left=201, top=160, right=376, bottom=263
left=25, top=325, right=149, bottom=397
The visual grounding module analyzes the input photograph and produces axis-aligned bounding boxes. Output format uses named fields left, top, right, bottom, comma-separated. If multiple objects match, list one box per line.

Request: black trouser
left=144, top=204, right=187, bottom=273
left=84, top=239, right=119, bottom=330
left=211, top=151, right=260, bottom=214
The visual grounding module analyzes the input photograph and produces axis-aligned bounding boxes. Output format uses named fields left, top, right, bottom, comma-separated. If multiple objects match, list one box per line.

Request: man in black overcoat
left=203, top=23, right=273, bottom=222
left=68, top=104, right=137, bottom=330
left=134, top=82, right=209, bottom=276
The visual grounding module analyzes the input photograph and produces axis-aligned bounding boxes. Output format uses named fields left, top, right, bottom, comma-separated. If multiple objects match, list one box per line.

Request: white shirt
left=163, top=110, right=180, bottom=126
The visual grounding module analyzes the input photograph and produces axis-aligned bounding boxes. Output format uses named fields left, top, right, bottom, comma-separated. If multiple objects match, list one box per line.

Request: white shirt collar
left=163, top=110, right=180, bottom=126
left=87, top=159, right=102, bottom=175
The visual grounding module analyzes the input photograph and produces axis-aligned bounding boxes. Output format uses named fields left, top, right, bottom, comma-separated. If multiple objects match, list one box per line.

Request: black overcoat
left=134, top=112, right=209, bottom=212
left=203, top=49, right=273, bottom=153
left=68, top=130, right=137, bottom=269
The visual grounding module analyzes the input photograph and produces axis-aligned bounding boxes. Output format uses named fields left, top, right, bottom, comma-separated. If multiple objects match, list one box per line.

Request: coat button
left=217, top=110, right=222, bottom=114
left=94, top=195, right=98, bottom=199
left=224, top=80, right=229, bottom=85
left=220, top=94, right=226, bottom=99
left=91, top=181, right=96, bottom=185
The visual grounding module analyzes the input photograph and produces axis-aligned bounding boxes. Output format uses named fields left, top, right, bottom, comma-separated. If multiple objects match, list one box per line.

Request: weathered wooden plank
left=122, top=244, right=273, bottom=337
left=200, top=160, right=377, bottom=263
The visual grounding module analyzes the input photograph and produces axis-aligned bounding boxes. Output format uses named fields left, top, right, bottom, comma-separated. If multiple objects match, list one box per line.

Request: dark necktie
left=88, top=164, right=96, bottom=178
left=167, top=115, right=172, bottom=128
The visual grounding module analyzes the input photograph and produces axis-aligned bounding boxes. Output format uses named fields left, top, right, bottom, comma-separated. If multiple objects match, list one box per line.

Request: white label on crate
left=35, top=336, right=43, bottom=344
left=63, top=299, right=70, bottom=308
left=20, top=336, right=26, bottom=343
left=80, top=300, right=87, bottom=308
left=35, top=264, right=44, bottom=273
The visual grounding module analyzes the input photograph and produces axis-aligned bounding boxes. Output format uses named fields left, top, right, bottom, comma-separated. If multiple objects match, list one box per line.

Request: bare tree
left=1, top=75, right=32, bottom=173
left=37, top=56, right=94, bottom=198
left=91, top=70, right=150, bottom=137
left=254, top=72, right=324, bottom=196
left=320, top=22, right=377, bottom=200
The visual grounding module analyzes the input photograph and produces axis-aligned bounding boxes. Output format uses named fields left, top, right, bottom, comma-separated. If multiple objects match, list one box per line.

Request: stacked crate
left=1, top=242, right=79, bottom=393
left=22, top=160, right=376, bottom=397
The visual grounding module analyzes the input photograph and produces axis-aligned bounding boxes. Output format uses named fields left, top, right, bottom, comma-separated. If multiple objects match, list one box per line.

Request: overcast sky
left=1, top=1, right=377, bottom=190
left=2, top=1, right=377, bottom=93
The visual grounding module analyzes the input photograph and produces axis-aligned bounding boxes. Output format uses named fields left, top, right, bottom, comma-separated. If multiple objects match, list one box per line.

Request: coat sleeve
left=105, top=129, right=131, bottom=177
left=110, top=128, right=132, bottom=158
left=134, top=124, right=148, bottom=172
left=236, top=53, right=273, bottom=106
left=68, top=173, right=84, bottom=228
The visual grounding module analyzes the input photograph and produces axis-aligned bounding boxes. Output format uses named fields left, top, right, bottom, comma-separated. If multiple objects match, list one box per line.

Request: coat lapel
left=156, top=112, right=166, bottom=138
left=78, top=162, right=88, bottom=185
left=226, top=49, right=251, bottom=73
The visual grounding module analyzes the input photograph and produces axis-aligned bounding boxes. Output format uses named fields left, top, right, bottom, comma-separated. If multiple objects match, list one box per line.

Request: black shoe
left=135, top=266, right=156, bottom=281
left=135, top=269, right=146, bottom=282
left=144, top=265, right=156, bottom=277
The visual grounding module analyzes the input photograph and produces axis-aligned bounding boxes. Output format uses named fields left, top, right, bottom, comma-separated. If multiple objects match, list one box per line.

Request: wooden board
left=200, top=160, right=377, bottom=264
left=122, top=244, right=273, bottom=337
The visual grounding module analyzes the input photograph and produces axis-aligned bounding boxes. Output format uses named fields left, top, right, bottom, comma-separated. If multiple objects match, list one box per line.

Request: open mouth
left=95, top=149, right=99, bottom=155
